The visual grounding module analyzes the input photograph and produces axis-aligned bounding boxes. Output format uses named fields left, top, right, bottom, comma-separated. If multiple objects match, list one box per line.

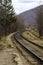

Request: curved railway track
left=13, top=32, right=43, bottom=65
left=20, top=33, right=43, bottom=49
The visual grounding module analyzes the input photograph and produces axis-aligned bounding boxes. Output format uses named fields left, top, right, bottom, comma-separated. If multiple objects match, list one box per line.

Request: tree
left=37, top=8, right=43, bottom=39
left=16, top=16, right=25, bottom=33
left=0, top=5, right=6, bottom=38
left=1, top=0, right=16, bottom=35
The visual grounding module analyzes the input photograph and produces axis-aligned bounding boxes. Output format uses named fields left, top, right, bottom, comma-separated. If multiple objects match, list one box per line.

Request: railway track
left=13, top=32, right=43, bottom=65
left=21, top=33, right=43, bottom=49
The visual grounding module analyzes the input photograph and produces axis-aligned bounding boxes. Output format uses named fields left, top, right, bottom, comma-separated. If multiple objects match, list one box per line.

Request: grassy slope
left=23, top=31, right=43, bottom=45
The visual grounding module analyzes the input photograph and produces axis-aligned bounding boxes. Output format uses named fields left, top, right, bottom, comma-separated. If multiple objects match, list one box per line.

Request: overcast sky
left=12, top=0, right=43, bottom=14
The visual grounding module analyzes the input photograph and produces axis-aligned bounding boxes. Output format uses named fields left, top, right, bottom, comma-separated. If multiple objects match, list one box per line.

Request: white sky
left=12, top=0, right=43, bottom=14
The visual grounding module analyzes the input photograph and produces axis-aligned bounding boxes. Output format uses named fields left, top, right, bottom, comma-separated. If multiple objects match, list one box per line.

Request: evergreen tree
left=1, top=0, right=16, bottom=35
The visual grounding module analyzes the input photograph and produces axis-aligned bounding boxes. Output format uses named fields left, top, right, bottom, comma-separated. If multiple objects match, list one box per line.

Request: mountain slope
left=18, top=5, right=43, bottom=27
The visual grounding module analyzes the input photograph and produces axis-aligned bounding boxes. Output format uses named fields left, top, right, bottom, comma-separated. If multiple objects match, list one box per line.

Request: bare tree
left=37, top=7, right=43, bottom=39
left=16, top=16, right=25, bottom=33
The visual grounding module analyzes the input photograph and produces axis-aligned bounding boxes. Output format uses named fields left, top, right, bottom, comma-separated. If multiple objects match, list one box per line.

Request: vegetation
left=0, top=43, right=4, bottom=50
left=0, top=0, right=25, bottom=40
left=0, top=36, right=7, bottom=50
left=37, top=8, right=43, bottom=39
left=0, top=0, right=17, bottom=39
left=23, top=29, right=43, bottom=45
left=16, top=16, right=25, bottom=33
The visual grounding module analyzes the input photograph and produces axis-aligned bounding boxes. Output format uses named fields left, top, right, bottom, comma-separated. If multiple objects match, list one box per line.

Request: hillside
left=18, top=5, right=43, bottom=27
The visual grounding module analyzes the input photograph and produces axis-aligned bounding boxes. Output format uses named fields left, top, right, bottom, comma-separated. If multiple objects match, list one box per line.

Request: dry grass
left=23, top=31, right=43, bottom=45
left=0, top=36, right=8, bottom=50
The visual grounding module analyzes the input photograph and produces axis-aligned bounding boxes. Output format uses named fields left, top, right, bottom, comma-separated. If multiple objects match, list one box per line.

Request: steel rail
left=20, top=34, right=43, bottom=49
left=14, top=33, right=43, bottom=64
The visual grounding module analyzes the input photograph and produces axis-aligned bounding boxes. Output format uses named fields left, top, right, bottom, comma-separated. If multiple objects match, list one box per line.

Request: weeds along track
left=13, top=32, right=43, bottom=65
left=25, top=29, right=39, bottom=38
left=21, top=33, right=43, bottom=49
